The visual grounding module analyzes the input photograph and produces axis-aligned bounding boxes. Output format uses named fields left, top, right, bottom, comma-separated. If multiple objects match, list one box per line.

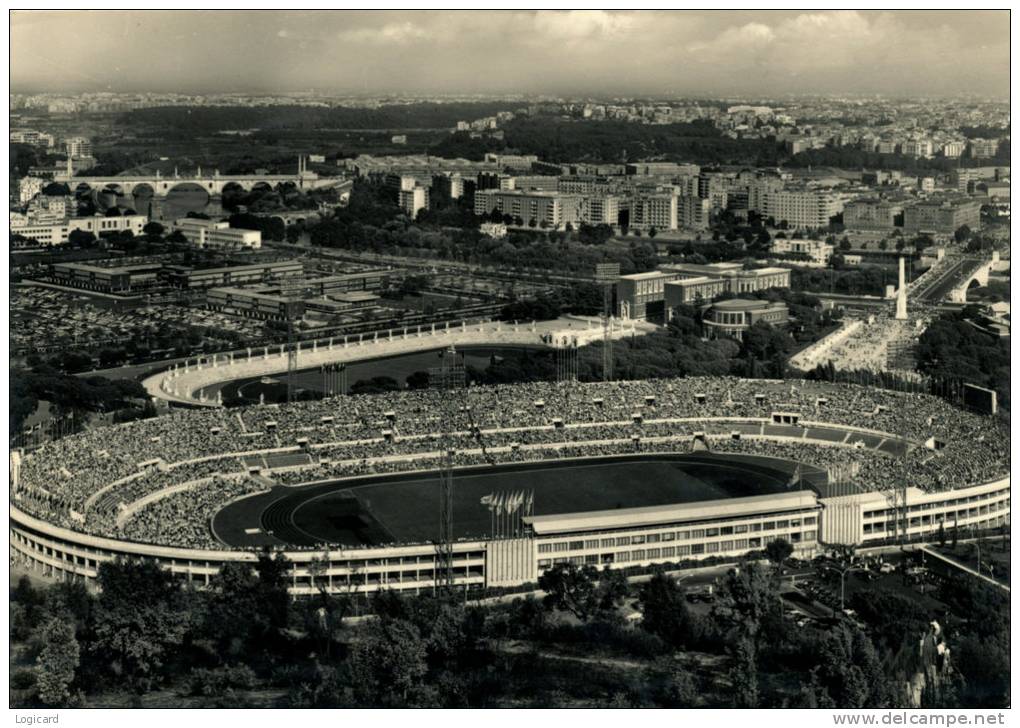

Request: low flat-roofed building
left=660, top=262, right=791, bottom=294
left=730, top=266, right=792, bottom=293
left=305, top=290, right=381, bottom=315
left=620, top=262, right=791, bottom=320
left=701, top=298, right=790, bottom=340
left=479, top=222, right=508, bottom=238
left=162, top=259, right=304, bottom=289
left=172, top=217, right=261, bottom=250
left=663, top=276, right=729, bottom=306
left=206, top=286, right=305, bottom=320
left=12, top=214, right=147, bottom=247
left=49, top=260, right=162, bottom=293
left=771, top=237, right=834, bottom=267
left=616, top=270, right=679, bottom=321
left=272, top=271, right=388, bottom=297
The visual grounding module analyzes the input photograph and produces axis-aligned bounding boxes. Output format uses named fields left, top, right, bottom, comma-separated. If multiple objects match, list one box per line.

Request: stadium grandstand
left=10, top=377, right=1010, bottom=596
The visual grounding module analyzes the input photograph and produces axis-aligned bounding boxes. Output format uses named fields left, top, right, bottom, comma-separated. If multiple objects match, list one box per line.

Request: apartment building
left=399, top=186, right=429, bottom=218
left=629, top=193, right=678, bottom=231
left=473, top=190, right=581, bottom=229
left=762, top=189, right=843, bottom=229
left=678, top=195, right=712, bottom=230
left=842, top=199, right=902, bottom=230
left=903, top=198, right=982, bottom=234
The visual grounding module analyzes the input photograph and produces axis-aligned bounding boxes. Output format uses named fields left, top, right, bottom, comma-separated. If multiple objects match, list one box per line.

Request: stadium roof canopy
left=523, top=490, right=819, bottom=536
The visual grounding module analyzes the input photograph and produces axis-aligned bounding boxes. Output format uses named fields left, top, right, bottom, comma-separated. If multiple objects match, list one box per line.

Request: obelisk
left=895, top=256, right=908, bottom=320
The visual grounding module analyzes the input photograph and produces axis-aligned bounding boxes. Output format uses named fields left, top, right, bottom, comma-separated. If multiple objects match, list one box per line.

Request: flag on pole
left=480, top=493, right=495, bottom=509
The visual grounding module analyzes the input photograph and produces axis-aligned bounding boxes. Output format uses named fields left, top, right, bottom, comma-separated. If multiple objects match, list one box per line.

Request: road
left=919, top=545, right=1010, bottom=593
left=913, top=257, right=986, bottom=303
left=266, top=241, right=598, bottom=286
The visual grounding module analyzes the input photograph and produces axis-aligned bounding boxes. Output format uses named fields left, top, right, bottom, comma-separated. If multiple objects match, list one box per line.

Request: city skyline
left=10, top=10, right=1011, bottom=98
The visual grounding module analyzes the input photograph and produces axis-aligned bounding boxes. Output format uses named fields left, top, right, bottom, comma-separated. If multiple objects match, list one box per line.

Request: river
left=100, top=185, right=226, bottom=222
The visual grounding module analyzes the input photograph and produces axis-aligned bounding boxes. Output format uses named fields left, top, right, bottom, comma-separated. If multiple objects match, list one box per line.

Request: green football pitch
left=284, top=453, right=800, bottom=546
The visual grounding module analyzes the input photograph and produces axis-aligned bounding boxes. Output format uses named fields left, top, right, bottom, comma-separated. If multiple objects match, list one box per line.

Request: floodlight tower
left=430, top=345, right=466, bottom=592
left=595, top=263, right=620, bottom=382
left=286, top=318, right=298, bottom=404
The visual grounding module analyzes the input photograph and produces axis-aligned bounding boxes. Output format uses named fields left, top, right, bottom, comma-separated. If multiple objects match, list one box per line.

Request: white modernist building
left=11, top=214, right=147, bottom=246
left=172, top=218, right=262, bottom=250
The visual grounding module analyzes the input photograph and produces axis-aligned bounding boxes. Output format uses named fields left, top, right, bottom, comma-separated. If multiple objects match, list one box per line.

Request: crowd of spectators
left=793, top=313, right=934, bottom=376
left=13, top=376, right=1009, bottom=549
left=119, top=476, right=268, bottom=549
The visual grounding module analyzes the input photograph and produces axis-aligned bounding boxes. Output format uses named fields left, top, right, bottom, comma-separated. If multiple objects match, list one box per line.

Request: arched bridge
left=947, top=254, right=998, bottom=304
left=55, top=170, right=342, bottom=199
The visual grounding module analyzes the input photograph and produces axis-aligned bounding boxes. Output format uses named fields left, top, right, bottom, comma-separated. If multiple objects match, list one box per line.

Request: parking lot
left=10, top=285, right=266, bottom=359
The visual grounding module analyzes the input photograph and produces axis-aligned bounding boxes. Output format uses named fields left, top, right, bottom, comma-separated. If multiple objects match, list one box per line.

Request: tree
left=717, top=561, right=783, bottom=641
left=142, top=221, right=165, bottom=238
left=205, top=562, right=270, bottom=660
left=98, top=348, right=127, bottom=369
left=67, top=229, right=96, bottom=248
left=654, top=659, right=698, bottom=707
left=638, top=571, right=699, bottom=647
left=810, top=624, right=892, bottom=708
left=954, top=225, right=972, bottom=244
left=92, top=558, right=192, bottom=689
left=346, top=619, right=432, bottom=707
left=764, top=537, right=794, bottom=568
left=538, top=562, right=600, bottom=621
left=42, top=182, right=71, bottom=196
left=254, top=551, right=292, bottom=632
left=595, top=568, right=631, bottom=613
left=36, top=618, right=80, bottom=707
left=729, top=637, right=759, bottom=708
left=59, top=350, right=94, bottom=374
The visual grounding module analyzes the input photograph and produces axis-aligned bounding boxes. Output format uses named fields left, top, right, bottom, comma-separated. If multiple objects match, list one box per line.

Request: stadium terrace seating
left=12, top=377, right=1009, bottom=550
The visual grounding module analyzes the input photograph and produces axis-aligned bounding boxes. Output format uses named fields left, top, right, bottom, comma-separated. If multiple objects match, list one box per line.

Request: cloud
left=532, top=10, right=636, bottom=40
left=677, top=10, right=1006, bottom=93
left=337, top=21, right=429, bottom=45
left=8, top=10, right=1009, bottom=97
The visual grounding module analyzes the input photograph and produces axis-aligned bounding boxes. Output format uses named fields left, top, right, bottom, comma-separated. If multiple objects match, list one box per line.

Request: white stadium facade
left=10, top=377, right=1010, bottom=596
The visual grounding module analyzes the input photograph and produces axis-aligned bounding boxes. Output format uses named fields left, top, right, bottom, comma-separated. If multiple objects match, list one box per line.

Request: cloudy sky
left=10, top=10, right=1010, bottom=97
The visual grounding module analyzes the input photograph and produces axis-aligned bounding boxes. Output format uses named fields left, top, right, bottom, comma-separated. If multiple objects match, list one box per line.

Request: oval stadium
left=10, top=376, right=1010, bottom=596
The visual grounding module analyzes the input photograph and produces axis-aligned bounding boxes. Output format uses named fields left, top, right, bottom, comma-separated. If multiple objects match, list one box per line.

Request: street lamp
left=824, top=564, right=869, bottom=613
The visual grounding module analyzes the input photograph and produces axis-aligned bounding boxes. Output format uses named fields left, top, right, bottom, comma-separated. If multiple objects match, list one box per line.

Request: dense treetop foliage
left=10, top=546, right=1008, bottom=708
